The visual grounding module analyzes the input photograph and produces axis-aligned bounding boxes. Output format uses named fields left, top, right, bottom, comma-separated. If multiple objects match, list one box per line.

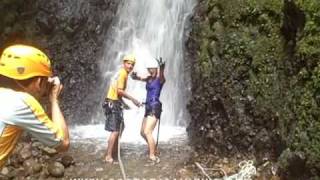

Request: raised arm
left=49, top=77, right=70, bottom=151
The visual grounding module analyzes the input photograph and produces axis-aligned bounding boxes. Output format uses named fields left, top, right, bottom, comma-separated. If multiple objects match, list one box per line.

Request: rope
left=225, top=160, right=256, bottom=180
left=118, top=121, right=127, bottom=180
left=155, top=117, right=160, bottom=149
left=195, top=160, right=256, bottom=180
left=195, top=162, right=213, bottom=180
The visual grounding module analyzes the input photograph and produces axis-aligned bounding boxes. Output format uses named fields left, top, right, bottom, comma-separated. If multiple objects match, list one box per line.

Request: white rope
left=225, top=160, right=256, bottom=180
left=195, top=162, right=213, bottom=180
left=195, top=160, right=257, bottom=180
left=118, top=122, right=127, bottom=180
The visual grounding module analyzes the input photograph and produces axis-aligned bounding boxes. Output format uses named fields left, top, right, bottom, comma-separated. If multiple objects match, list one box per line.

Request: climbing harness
left=195, top=160, right=257, bottom=180
left=118, top=121, right=127, bottom=180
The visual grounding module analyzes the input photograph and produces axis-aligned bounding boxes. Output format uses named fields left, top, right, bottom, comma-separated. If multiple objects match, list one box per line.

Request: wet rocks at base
left=1, top=136, right=74, bottom=179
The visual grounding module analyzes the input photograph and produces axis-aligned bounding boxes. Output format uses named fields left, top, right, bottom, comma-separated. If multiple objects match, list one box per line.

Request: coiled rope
left=195, top=160, right=256, bottom=180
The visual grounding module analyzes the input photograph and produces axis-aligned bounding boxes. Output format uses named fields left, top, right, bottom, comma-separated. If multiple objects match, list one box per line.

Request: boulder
left=48, top=162, right=65, bottom=178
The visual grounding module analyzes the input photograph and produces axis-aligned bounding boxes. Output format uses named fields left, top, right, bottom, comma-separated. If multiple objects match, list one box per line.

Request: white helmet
left=146, top=59, right=158, bottom=69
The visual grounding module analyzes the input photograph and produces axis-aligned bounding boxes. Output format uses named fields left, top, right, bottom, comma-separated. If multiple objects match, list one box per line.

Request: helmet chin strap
left=14, top=80, right=29, bottom=92
left=13, top=79, right=40, bottom=98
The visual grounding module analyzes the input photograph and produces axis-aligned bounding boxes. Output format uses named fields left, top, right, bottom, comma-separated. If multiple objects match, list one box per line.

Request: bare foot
left=155, top=149, right=160, bottom=156
left=104, top=157, right=113, bottom=164
left=144, top=156, right=160, bottom=167
left=149, top=156, right=160, bottom=163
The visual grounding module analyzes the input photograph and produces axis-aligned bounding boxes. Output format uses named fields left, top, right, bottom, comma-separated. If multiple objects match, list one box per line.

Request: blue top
left=146, top=77, right=163, bottom=105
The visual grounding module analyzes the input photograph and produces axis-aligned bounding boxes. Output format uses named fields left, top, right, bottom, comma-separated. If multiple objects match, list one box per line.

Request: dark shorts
left=103, top=99, right=124, bottom=132
left=144, top=102, right=162, bottom=119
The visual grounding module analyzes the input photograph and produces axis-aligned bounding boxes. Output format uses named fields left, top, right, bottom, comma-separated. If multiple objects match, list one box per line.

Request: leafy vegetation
left=188, top=0, right=320, bottom=178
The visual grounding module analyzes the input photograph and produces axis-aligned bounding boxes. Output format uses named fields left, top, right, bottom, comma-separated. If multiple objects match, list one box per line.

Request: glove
left=131, top=72, right=139, bottom=80
left=156, top=57, right=165, bottom=68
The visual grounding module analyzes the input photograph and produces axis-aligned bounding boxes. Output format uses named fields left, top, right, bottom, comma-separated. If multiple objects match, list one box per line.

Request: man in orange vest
left=0, top=45, right=70, bottom=168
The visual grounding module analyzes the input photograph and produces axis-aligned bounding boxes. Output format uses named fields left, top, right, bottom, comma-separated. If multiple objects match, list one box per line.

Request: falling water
left=72, top=0, right=196, bottom=143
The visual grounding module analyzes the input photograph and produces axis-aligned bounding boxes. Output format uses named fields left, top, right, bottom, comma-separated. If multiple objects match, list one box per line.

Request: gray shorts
left=103, top=99, right=123, bottom=132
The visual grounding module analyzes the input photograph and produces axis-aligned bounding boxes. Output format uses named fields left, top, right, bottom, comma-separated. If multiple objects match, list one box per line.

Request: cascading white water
left=72, top=0, right=196, bottom=143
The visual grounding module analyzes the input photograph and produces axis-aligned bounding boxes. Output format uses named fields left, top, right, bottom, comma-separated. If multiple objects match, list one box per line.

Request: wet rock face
left=278, top=149, right=307, bottom=179
left=0, top=0, right=121, bottom=124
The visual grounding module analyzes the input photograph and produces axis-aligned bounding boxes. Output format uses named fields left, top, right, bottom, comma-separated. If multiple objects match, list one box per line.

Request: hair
left=0, top=75, right=36, bottom=90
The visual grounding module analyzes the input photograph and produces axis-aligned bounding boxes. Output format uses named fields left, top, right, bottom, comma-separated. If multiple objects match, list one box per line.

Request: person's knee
left=108, top=138, right=117, bottom=145
left=112, top=131, right=119, bottom=135
left=108, top=132, right=119, bottom=140
left=140, top=130, right=145, bottom=137
left=143, top=128, right=152, bottom=136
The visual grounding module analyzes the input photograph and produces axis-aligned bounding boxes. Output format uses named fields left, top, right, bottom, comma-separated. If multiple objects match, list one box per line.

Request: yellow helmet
left=122, top=54, right=136, bottom=64
left=0, top=45, right=52, bottom=80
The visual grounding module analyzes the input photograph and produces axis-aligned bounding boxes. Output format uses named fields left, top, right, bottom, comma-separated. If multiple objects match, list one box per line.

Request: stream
left=66, top=124, right=193, bottom=179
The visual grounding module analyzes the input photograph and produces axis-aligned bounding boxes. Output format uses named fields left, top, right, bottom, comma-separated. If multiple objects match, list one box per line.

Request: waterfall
left=100, top=0, right=196, bottom=125
left=72, top=0, right=196, bottom=143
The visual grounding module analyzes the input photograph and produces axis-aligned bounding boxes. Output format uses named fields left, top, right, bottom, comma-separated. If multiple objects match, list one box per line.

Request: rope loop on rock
left=195, top=160, right=257, bottom=180
left=230, top=160, right=256, bottom=180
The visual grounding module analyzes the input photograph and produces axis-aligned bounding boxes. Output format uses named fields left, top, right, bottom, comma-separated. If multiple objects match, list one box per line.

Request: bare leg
left=105, top=131, right=119, bottom=162
left=143, top=116, right=158, bottom=159
left=140, top=117, right=148, bottom=143
left=113, top=136, right=119, bottom=159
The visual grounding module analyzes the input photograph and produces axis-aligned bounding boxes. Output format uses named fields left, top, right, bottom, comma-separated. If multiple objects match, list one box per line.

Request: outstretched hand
left=132, top=99, right=142, bottom=107
left=131, top=72, right=139, bottom=80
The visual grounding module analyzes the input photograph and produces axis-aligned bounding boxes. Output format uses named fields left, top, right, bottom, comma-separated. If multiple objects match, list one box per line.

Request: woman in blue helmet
left=131, top=57, right=165, bottom=163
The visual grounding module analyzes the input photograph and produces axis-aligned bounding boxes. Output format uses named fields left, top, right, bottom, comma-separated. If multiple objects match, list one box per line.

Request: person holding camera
left=0, top=45, right=70, bottom=168
left=131, top=57, right=166, bottom=163
left=103, top=54, right=141, bottom=163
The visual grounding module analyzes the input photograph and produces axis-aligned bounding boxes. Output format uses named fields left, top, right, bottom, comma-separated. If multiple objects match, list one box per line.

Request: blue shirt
left=146, top=77, right=163, bottom=105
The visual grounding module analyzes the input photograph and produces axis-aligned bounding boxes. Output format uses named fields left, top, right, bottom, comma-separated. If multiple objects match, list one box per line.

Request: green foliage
left=192, top=0, right=320, bottom=177
left=297, top=35, right=320, bottom=56
left=290, top=2, right=320, bottom=176
left=296, top=0, right=320, bottom=57
left=246, top=0, right=283, bottom=14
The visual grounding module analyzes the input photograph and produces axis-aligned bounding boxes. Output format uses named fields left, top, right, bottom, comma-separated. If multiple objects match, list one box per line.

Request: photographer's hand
left=48, top=77, right=63, bottom=103
left=47, top=76, right=69, bottom=151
